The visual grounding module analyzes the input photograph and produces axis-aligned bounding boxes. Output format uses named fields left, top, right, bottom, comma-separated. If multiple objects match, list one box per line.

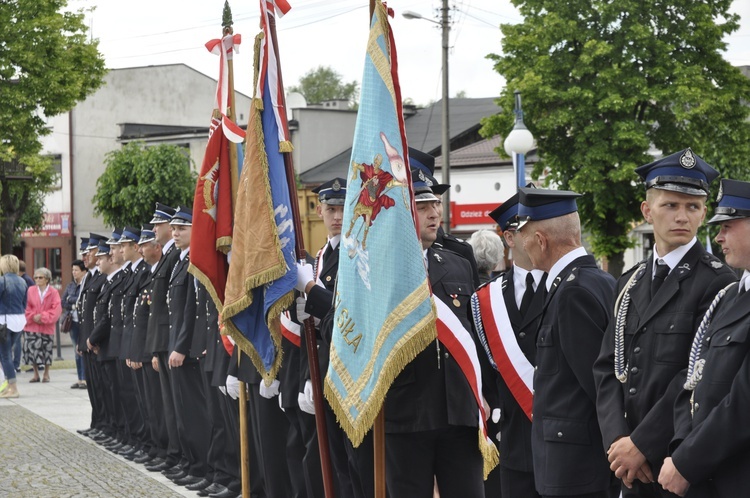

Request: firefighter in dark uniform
left=144, top=203, right=183, bottom=474
left=594, top=149, right=736, bottom=498
left=166, top=206, right=211, bottom=487
left=78, top=234, right=109, bottom=440
left=87, top=239, right=129, bottom=449
left=472, top=191, right=546, bottom=498
left=130, top=225, right=169, bottom=467
left=295, top=177, right=353, bottom=498
left=658, top=179, right=750, bottom=497
left=383, top=175, right=486, bottom=498
left=516, top=187, right=618, bottom=498
left=118, top=226, right=151, bottom=460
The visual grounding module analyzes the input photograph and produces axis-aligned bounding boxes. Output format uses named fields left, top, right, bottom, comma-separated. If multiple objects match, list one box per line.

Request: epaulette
left=621, top=259, right=647, bottom=277
left=432, top=243, right=464, bottom=260
left=443, top=232, right=467, bottom=244
left=699, top=252, right=727, bottom=272
left=474, top=271, right=507, bottom=292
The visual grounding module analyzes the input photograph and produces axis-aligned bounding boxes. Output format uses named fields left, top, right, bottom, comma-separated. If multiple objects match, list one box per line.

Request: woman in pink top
left=23, top=267, right=62, bottom=383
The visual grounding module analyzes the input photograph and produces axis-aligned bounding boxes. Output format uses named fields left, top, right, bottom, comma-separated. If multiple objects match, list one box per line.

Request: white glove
left=297, top=379, right=315, bottom=415
left=296, top=296, right=310, bottom=321
left=219, top=386, right=227, bottom=396
left=259, top=379, right=280, bottom=399
left=295, top=262, right=314, bottom=292
left=226, top=375, right=240, bottom=400
left=491, top=408, right=501, bottom=424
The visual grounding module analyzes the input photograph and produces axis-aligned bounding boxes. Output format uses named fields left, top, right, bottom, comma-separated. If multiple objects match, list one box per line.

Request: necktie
left=520, top=272, right=536, bottom=316
left=651, top=260, right=669, bottom=297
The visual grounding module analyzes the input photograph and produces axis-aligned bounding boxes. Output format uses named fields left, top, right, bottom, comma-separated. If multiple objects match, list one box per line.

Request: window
left=33, top=247, right=63, bottom=290
left=47, top=154, right=62, bottom=189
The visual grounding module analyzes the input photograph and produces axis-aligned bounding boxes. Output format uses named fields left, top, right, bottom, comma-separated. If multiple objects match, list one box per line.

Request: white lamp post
left=503, top=90, right=534, bottom=187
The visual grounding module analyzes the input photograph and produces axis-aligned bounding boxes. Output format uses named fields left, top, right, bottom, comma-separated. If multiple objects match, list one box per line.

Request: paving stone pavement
left=0, top=361, right=200, bottom=498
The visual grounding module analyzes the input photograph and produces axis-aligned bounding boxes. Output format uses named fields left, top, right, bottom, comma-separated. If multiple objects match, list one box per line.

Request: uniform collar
left=653, top=237, right=697, bottom=273
left=546, top=247, right=588, bottom=291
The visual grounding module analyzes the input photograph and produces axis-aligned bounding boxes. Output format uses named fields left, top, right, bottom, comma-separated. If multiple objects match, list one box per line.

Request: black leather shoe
left=198, top=483, right=226, bottom=497
left=76, top=428, right=93, bottom=435
left=162, top=465, right=184, bottom=476
left=145, top=461, right=172, bottom=472
left=117, top=445, right=134, bottom=455
left=107, top=443, right=125, bottom=452
left=123, top=448, right=142, bottom=460
left=86, top=429, right=102, bottom=439
left=209, top=487, right=240, bottom=498
left=133, top=452, right=154, bottom=464
left=174, top=475, right=203, bottom=486
left=167, top=470, right=188, bottom=482
left=92, top=433, right=111, bottom=442
left=185, top=478, right=211, bottom=491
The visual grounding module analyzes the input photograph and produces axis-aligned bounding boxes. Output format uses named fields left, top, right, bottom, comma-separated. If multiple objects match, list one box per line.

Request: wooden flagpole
left=267, top=11, right=337, bottom=498
left=222, top=3, right=250, bottom=498
left=367, top=3, right=387, bottom=498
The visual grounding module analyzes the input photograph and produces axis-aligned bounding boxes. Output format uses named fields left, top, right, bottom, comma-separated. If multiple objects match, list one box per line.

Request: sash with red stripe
left=279, top=311, right=301, bottom=347
left=471, top=276, right=534, bottom=421
left=434, top=296, right=499, bottom=476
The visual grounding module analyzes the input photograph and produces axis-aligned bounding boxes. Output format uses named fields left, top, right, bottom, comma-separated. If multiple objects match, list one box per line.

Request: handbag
left=61, top=313, right=73, bottom=333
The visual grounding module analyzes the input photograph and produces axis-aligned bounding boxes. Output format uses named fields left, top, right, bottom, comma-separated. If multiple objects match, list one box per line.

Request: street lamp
left=403, top=2, right=452, bottom=233
left=503, top=90, right=534, bottom=187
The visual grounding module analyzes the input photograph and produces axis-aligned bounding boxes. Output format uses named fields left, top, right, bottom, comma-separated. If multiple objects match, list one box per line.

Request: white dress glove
left=295, top=262, right=315, bottom=292
left=296, top=296, right=310, bottom=321
left=297, top=379, right=315, bottom=415
left=259, top=379, right=281, bottom=399
left=226, top=375, right=240, bottom=400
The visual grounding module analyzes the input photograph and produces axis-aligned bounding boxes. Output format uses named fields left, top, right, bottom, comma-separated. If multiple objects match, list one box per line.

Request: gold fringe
left=216, top=235, right=232, bottom=255
left=223, top=318, right=284, bottom=383
left=252, top=97, right=264, bottom=111
left=278, top=140, right=293, bottom=153
left=187, top=262, right=224, bottom=315
left=252, top=32, right=264, bottom=94
left=324, top=317, right=437, bottom=448
left=479, top=428, right=500, bottom=479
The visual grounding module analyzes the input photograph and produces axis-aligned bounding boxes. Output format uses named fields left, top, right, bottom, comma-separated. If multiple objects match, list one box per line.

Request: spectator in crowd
left=61, top=259, right=87, bottom=389
left=23, top=267, right=62, bottom=383
left=468, top=228, right=506, bottom=285
left=0, top=255, right=29, bottom=398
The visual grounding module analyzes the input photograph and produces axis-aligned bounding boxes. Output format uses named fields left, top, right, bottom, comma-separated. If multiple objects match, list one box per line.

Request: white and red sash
left=280, top=311, right=301, bottom=347
left=472, top=277, right=534, bottom=420
left=434, top=296, right=498, bottom=470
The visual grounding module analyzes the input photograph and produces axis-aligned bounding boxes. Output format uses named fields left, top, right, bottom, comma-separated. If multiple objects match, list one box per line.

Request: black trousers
left=156, top=351, right=182, bottom=465
left=499, top=467, right=539, bottom=498
left=131, top=364, right=155, bottom=454
left=247, top=382, right=291, bottom=498
left=623, top=480, right=681, bottom=498
left=385, top=426, right=484, bottom=498
left=140, top=360, right=167, bottom=458
left=100, top=359, right=125, bottom=441
left=325, top=402, right=356, bottom=498
left=82, top=351, right=107, bottom=431
left=116, top=359, right=144, bottom=446
left=202, top=368, right=233, bottom=487
left=169, top=358, right=210, bottom=478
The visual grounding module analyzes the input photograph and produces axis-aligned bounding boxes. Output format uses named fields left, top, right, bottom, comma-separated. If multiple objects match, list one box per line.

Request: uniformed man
left=383, top=172, right=485, bottom=498
left=658, top=178, right=750, bottom=497
left=131, top=226, right=169, bottom=467
left=77, top=234, right=109, bottom=440
left=117, top=226, right=150, bottom=459
left=516, top=187, right=618, bottom=498
left=593, top=149, right=736, bottom=498
left=143, top=203, right=183, bottom=474
left=165, top=206, right=211, bottom=488
left=296, top=177, right=353, bottom=498
left=87, top=239, right=128, bottom=450
left=472, top=191, right=546, bottom=498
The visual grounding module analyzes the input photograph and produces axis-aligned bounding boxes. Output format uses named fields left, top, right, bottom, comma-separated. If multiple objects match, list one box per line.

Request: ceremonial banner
left=435, top=297, right=499, bottom=478
left=472, top=276, right=534, bottom=420
left=222, top=0, right=295, bottom=380
left=189, top=32, right=245, bottom=310
left=324, top=2, right=436, bottom=446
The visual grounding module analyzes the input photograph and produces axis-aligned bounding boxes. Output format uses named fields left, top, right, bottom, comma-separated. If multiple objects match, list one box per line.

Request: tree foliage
left=482, top=0, right=750, bottom=275
left=288, top=65, right=359, bottom=107
left=0, top=0, right=106, bottom=252
left=93, top=143, right=197, bottom=228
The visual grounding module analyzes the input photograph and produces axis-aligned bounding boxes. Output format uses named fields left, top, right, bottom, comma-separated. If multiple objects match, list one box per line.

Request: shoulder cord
left=614, top=263, right=646, bottom=383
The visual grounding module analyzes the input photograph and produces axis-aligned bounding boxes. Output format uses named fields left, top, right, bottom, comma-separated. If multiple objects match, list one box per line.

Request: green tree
left=0, top=0, right=106, bottom=251
left=482, top=0, right=750, bottom=276
left=288, top=66, right=359, bottom=107
left=93, top=143, right=197, bottom=228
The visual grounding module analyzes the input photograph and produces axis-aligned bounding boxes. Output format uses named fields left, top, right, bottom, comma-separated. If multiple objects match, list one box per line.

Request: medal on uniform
left=325, top=276, right=332, bottom=282
left=450, top=293, right=460, bottom=307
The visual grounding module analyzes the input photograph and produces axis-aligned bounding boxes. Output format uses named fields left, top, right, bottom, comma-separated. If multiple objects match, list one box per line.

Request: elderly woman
left=0, top=255, right=29, bottom=398
left=23, top=267, right=62, bottom=383
left=467, top=229, right=506, bottom=286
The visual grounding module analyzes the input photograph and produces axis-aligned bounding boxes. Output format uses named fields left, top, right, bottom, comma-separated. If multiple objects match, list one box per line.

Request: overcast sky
left=69, top=0, right=750, bottom=107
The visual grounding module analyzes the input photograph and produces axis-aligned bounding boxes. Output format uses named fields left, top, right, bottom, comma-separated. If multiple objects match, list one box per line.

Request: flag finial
left=222, top=1, right=233, bottom=34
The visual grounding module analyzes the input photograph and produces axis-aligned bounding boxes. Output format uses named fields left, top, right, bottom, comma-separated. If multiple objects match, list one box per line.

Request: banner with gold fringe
left=324, top=1, right=436, bottom=447
left=221, top=0, right=294, bottom=381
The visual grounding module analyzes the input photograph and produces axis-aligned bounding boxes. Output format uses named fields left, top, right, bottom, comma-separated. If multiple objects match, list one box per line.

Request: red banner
left=450, top=202, right=497, bottom=227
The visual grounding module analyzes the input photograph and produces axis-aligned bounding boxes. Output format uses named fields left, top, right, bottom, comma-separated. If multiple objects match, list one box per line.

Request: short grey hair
left=33, top=267, right=52, bottom=282
left=468, top=229, right=505, bottom=275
